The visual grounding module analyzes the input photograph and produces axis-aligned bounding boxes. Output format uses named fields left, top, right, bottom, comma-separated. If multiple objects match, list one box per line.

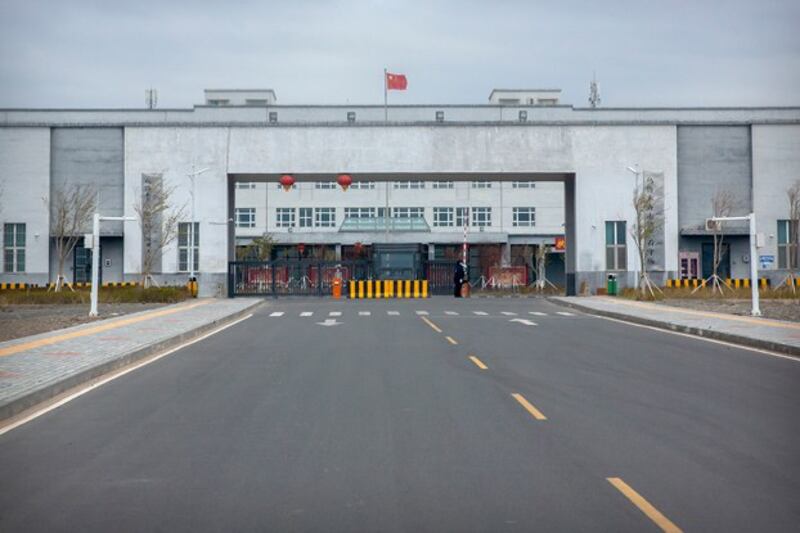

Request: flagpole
left=383, top=68, right=388, bottom=123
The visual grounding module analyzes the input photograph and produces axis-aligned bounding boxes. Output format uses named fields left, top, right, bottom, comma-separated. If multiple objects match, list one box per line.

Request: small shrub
left=0, top=285, right=190, bottom=306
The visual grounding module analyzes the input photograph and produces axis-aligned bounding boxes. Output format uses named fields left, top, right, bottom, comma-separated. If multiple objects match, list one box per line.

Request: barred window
left=236, top=182, right=256, bottom=189
left=392, top=207, right=424, bottom=219
left=471, top=207, right=492, bottom=227
left=234, top=208, right=256, bottom=228
left=299, top=208, right=313, bottom=228
left=344, top=207, right=375, bottom=219
left=455, top=207, right=470, bottom=227
left=315, top=182, right=336, bottom=189
left=433, top=207, right=454, bottom=227
left=315, top=208, right=336, bottom=228
left=512, top=181, right=535, bottom=189
left=432, top=181, right=454, bottom=189
left=512, top=207, right=535, bottom=227
left=606, top=221, right=627, bottom=271
left=177, top=222, right=199, bottom=272
left=276, top=208, right=296, bottom=228
left=350, top=182, right=375, bottom=190
left=394, top=181, right=425, bottom=189
left=471, top=182, right=492, bottom=189
left=778, top=219, right=797, bottom=269
left=3, top=223, right=25, bottom=273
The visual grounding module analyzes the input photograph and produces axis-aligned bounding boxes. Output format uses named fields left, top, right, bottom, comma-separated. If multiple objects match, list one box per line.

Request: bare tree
left=49, top=183, right=97, bottom=291
left=236, top=232, right=276, bottom=261
left=630, top=174, right=664, bottom=298
left=776, top=180, right=800, bottom=292
left=696, top=188, right=738, bottom=295
left=133, top=176, right=186, bottom=288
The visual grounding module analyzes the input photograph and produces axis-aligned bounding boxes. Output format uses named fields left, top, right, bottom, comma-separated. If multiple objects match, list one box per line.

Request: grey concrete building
left=1, top=89, right=798, bottom=296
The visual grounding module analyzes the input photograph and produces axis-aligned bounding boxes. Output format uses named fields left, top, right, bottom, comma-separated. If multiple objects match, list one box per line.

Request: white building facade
left=1, top=89, right=799, bottom=296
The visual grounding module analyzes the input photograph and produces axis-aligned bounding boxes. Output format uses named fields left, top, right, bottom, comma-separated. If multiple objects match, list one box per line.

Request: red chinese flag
left=386, top=72, right=408, bottom=90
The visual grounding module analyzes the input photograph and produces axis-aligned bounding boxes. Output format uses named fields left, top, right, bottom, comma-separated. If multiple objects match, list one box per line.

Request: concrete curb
left=548, top=297, right=800, bottom=357
left=0, top=299, right=265, bottom=422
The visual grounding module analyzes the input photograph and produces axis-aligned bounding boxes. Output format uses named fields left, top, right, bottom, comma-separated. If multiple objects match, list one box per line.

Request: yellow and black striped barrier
left=666, top=278, right=770, bottom=289
left=0, top=282, right=27, bottom=290
left=348, top=279, right=429, bottom=299
left=44, top=281, right=141, bottom=289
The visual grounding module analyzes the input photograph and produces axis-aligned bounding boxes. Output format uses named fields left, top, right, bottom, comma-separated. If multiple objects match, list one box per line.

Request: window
left=236, top=182, right=256, bottom=189
left=315, top=181, right=336, bottom=189
left=208, top=99, right=229, bottom=106
left=513, top=207, right=535, bottom=227
left=344, top=207, right=375, bottom=219
left=606, top=221, right=627, bottom=271
left=177, top=222, right=199, bottom=272
left=519, top=110, right=528, bottom=122
left=3, top=223, right=25, bottom=272
left=350, top=182, right=375, bottom=190
left=394, top=181, right=425, bottom=189
left=455, top=207, right=469, bottom=227
left=512, top=181, right=535, bottom=189
left=276, top=183, right=296, bottom=190
left=432, top=181, right=454, bottom=189
left=472, top=207, right=492, bottom=227
left=433, top=207, right=454, bottom=227
left=472, top=182, right=492, bottom=189
left=778, top=219, right=797, bottom=269
left=299, top=207, right=313, bottom=228
left=347, top=111, right=356, bottom=123
left=377, top=207, right=390, bottom=218
left=276, top=208, right=295, bottom=228
left=435, top=110, right=444, bottom=122
left=315, top=208, right=336, bottom=228
left=268, top=111, right=278, bottom=123
left=235, top=208, right=256, bottom=228
left=393, top=207, right=424, bottom=219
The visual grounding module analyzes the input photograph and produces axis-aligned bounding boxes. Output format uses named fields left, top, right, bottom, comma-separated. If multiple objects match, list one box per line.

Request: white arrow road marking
left=529, top=311, right=547, bottom=316
left=473, top=311, right=488, bottom=316
left=317, top=319, right=341, bottom=327
left=329, top=311, right=342, bottom=317
left=300, top=312, right=313, bottom=317
left=269, top=312, right=284, bottom=317
left=556, top=311, right=575, bottom=316
left=510, top=318, right=538, bottom=326
left=359, top=311, right=371, bottom=316
left=501, top=311, right=517, bottom=316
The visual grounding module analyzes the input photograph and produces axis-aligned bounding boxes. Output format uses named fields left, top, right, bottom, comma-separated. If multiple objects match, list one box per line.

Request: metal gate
left=424, top=260, right=457, bottom=295
left=228, top=260, right=372, bottom=297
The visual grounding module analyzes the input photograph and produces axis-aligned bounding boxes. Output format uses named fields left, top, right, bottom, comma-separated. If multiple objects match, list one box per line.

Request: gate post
left=228, top=263, right=234, bottom=298
left=271, top=262, right=276, bottom=298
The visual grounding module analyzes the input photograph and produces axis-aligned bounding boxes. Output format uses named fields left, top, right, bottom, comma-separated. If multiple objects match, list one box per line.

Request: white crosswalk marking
left=329, top=311, right=342, bottom=317
left=388, top=311, right=400, bottom=316
left=269, top=312, right=284, bottom=317
left=473, top=311, right=488, bottom=316
left=359, top=311, right=371, bottom=316
left=501, top=311, right=517, bottom=316
left=444, top=311, right=459, bottom=316
left=556, top=311, right=575, bottom=316
left=299, top=312, right=313, bottom=317
left=529, top=311, right=547, bottom=316
left=415, top=311, right=429, bottom=315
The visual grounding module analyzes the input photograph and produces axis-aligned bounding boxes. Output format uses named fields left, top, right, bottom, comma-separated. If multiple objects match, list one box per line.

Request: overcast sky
left=1, top=0, right=798, bottom=108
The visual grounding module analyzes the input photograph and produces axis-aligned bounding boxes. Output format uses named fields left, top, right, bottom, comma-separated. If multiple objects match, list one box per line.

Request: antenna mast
left=588, top=73, right=600, bottom=108
left=145, top=88, right=158, bottom=109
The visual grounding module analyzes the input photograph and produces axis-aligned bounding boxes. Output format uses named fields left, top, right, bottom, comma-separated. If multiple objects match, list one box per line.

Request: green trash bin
left=607, top=274, right=618, bottom=296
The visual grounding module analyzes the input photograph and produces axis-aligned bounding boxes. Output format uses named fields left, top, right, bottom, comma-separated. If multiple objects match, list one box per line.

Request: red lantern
left=337, top=174, right=352, bottom=191
left=297, top=243, right=305, bottom=255
left=354, top=241, right=363, bottom=256
left=279, top=174, right=295, bottom=192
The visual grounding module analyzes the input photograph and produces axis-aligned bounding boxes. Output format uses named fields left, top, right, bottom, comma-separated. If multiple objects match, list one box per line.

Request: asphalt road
left=1, top=297, right=798, bottom=532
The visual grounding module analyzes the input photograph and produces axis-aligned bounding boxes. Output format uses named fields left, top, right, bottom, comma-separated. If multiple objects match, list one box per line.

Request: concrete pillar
left=501, top=242, right=511, bottom=267
left=564, top=174, right=577, bottom=296
left=335, top=244, right=342, bottom=261
left=428, top=243, right=435, bottom=261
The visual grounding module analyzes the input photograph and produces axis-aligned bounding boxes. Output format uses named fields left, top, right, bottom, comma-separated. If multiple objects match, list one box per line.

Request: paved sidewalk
left=0, top=298, right=263, bottom=420
left=551, top=296, right=800, bottom=356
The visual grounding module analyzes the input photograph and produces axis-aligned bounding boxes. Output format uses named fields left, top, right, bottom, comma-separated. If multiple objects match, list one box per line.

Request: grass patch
left=0, top=286, right=191, bottom=306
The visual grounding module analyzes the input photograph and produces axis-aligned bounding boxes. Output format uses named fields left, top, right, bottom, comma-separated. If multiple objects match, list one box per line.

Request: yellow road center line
left=420, top=316, right=442, bottom=333
left=606, top=478, right=682, bottom=532
left=511, top=392, right=547, bottom=420
left=0, top=301, right=209, bottom=358
left=469, top=355, right=488, bottom=370
left=446, top=336, right=458, bottom=345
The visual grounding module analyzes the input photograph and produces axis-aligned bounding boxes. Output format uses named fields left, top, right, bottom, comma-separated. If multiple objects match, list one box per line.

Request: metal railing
left=228, top=260, right=372, bottom=297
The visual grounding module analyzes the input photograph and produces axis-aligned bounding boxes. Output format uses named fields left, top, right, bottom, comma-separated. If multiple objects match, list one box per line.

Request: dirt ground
left=0, top=303, right=167, bottom=342
left=657, top=298, right=800, bottom=322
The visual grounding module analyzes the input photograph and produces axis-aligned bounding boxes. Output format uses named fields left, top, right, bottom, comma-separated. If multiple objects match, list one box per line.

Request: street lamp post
left=89, top=213, right=136, bottom=317
left=708, top=213, right=761, bottom=316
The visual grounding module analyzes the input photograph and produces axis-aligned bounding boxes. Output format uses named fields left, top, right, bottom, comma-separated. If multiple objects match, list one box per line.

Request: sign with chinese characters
left=759, top=255, right=775, bottom=269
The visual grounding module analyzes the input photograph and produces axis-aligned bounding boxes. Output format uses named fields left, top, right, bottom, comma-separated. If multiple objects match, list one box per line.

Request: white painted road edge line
left=0, top=313, right=255, bottom=437
left=593, top=313, right=800, bottom=363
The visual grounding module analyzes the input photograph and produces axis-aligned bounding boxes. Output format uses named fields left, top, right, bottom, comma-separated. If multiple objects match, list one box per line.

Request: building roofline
left=203, top=88, right=276, bottom=93
left=2, top=105, right=799, bottom=112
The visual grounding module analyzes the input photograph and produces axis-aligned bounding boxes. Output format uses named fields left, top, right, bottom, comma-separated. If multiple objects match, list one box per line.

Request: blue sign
left=759, top=255, right=775, bottom=268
